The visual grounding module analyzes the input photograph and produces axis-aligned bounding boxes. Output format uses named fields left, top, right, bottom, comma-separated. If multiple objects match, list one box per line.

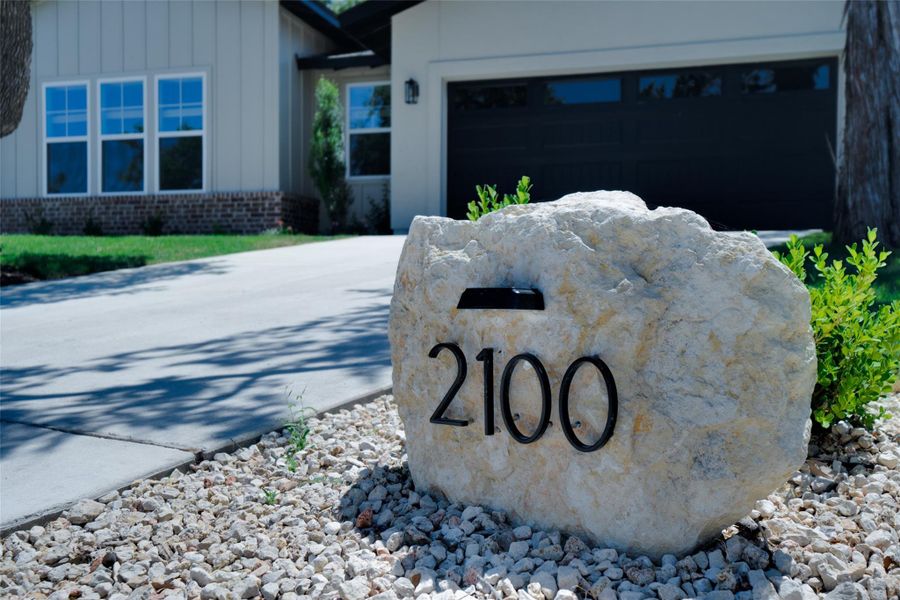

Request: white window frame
left=42, top=80, right=91, bottom=197
left=154, top=72, right=207, bottom=194
left=346, top=80, right=391, bottom=181
left=97, top=76, right=148, bottom=196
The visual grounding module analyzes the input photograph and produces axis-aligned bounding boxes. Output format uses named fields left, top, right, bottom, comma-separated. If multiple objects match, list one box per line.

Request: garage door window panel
left=639, top=72, right=722, bottom=99
left=544, top=78, right=621, bottom=105
left=451, top=84, right=527, bottom=111
left=348, top=82, right=391, bottom=177
left=742, top=64, right=830, bottom=94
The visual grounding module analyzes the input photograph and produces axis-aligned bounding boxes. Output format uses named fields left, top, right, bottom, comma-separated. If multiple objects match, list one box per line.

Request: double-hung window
left=347, top=82, right=390, bottom=177
left=157, top=74, right=205, bottom=191
left=44, top=82, right=89, bottom=195
left=99, top=78, right=146, bottom=193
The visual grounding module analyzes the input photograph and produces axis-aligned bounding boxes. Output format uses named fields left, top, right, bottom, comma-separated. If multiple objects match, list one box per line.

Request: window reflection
left=742, top=64, right=830, bottom=94
left=639, top=73, right=721, bottom=99
left=45, top=84, right=87, bottom=137
left=545, top=78, right=621, bottom=105
left=347, top=83, right=390, bottom=176
left=452, top=85, right=527, bottom=110
left=100, top=80, right=144, bottom=193
left=158, top=77, right=203, bottom=132
left=47, top=142, right=87, bottom=194
left=102, top=140, right=143, bottom=193
left=158, top=75, right=204, bottom=190
left=159, top=137, right=202, bottom=191
left=349, top=132, right=390, bottom=176
left=45, top=83, right=88, bottom=195
left=101, top=81, right=144, bottom=135
left=349, top=84, right=391, bottom=129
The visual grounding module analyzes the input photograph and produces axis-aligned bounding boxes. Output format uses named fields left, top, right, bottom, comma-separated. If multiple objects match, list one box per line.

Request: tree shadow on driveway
left=0, top=288, right=394, bottom=457
left=0, top=260, right=231, bottom=309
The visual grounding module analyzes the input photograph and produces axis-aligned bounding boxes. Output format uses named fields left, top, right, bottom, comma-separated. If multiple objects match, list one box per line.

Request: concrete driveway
left=0, top=236, right=405, bottom=529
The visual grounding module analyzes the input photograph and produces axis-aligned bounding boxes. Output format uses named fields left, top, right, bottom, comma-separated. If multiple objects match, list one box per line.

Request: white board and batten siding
left=1, top=0, right=283, bottom=198
left=278, top=5, right=333, bottom=198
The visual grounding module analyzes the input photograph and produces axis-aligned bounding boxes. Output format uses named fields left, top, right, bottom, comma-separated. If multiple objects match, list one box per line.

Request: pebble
left=877, top=451, right=899, bottom=468
left=2, top=394, right=899, bottom=600
left=63, top=498, right=104, bottom=525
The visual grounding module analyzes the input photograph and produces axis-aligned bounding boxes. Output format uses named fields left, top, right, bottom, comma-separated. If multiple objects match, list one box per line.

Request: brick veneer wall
left=0, top=192, right=319, bottom=235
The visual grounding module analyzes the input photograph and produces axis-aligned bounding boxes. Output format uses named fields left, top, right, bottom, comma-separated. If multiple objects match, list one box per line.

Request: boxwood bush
left=466, top=176, right=532, bottom=221
left=775, top=229, right=899, bottom=429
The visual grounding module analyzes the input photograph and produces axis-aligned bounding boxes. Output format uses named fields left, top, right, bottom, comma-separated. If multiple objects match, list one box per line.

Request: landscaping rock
left=3, top=393, right=899, bottom=600
left=389, top=191, right=816, bottom=556
left=64, top=499, right=104, bottom=525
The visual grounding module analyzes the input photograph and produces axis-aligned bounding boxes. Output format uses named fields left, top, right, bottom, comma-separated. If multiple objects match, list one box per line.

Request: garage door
left=447, top=58, right=837, bottom=230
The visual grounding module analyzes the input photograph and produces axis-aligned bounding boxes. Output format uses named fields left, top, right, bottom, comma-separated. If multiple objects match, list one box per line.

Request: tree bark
left=834, top=0, right=900, bottom=247
left=0, top=0, right=33, bottom=138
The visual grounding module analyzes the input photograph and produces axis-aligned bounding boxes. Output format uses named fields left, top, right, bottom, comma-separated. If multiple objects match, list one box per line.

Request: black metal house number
left=427, top=343, right=618, bottom=453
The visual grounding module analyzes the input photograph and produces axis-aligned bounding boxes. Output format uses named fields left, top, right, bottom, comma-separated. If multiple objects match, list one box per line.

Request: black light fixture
left=404, top=78, right=419, bottom=104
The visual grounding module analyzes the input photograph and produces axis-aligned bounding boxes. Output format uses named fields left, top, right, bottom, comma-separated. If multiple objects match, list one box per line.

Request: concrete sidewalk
left=1, top=236, right=405, bottom=530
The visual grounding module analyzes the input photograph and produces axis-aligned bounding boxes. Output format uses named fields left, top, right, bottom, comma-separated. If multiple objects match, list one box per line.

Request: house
left=0, top=0, right=846, bottom=235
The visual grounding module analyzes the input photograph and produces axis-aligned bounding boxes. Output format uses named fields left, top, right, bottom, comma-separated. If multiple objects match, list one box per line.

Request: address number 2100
left=427, top=343, right=618, bottom=453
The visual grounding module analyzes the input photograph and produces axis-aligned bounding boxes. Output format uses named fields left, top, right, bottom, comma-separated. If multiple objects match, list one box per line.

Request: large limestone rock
left=388, top=191, right=816, bottom=557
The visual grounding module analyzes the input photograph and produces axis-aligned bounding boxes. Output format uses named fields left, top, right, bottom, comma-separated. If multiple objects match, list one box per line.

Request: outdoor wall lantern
left=405, top=78, right=419, bottom=104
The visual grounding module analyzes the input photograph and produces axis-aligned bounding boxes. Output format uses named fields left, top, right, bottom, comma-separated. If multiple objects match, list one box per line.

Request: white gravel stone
left=261, top=581, right=279, bottom=600
left=64, top=499, right=104, bottom=525
left=2, top=393, right=899, bottom=600
left=514, top=525, right=533, bottom=540
left=393, top=577, right=414, bottom=597
left=339, top=576, right=370, bottom=600
left=755, top=499, right=777, bottom=519
left=234, top=576, right=260, bottom=599
left=555, top=565, right=579, bottom=591
left=509, top=541, right=531, bottom=561
left=530, top=570, right=558, bottom=598
left=877, top=451, right=899, bottom=468
left=190, top=566, right=214, bottom=587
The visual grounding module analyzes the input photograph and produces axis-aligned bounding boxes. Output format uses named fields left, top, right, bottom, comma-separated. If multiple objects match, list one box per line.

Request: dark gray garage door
left=447, top=58, right=837, bottom=230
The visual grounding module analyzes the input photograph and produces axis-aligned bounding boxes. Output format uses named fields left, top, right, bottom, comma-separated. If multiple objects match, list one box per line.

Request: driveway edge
left=0, top=385, right=393, bottom=537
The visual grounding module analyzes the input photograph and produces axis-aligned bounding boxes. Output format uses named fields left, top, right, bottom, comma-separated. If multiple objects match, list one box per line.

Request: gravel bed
left=2, top=394, right=898, bottom=600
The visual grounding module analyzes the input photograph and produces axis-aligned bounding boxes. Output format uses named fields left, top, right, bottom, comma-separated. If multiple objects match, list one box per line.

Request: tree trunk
left=0, top=0, right=33, bottom=138
left=834, top=1, right=900, bottom=247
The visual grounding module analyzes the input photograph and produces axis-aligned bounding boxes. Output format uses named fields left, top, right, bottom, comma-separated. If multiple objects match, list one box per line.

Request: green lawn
left=0, top=234, right=343, bottom=283
left=769, top=231, right=899, bottom=304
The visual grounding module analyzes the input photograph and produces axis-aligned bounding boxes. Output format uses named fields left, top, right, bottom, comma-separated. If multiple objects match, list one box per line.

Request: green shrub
left=140, top=211, right=166, bottom=236
left=466, top=176, right=532, bottom=221
left=82, top=212, right=103, bottom=236
left=24, top=207, right=54, bottom=235
left=309, top=77, right=352, bottom=232
left=775, top=229, right=899, bottom=429
left=365, top=183, right=391, bottom=235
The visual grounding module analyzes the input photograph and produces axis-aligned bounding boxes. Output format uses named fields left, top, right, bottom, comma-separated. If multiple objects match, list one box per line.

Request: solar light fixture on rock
left=388, top=191, right=816, bottom=557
